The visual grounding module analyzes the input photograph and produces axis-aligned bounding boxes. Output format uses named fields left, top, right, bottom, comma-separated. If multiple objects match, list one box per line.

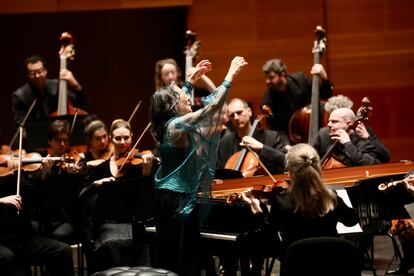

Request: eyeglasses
left=27, top=68, right=45, bottom=77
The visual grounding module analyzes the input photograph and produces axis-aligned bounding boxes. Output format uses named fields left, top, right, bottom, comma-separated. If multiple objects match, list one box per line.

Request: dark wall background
left=0, top=7, right=187, bottom=149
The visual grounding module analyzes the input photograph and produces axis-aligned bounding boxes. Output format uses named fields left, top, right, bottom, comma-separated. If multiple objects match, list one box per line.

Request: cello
left=289, top=25, right=328, bottom=144
left=224, top=115, right=266, bottom=177
left=320, top=97, right=373, bottom=169
left=50, top=32, right=87, bottom=116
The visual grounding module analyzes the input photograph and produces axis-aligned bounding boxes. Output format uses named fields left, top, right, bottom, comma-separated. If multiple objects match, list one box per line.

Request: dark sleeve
left=259, top=130, right=286, bottom=174
left=68, top=88, right=90, bottom=110
left=216, top=132, right=236, bottom=169
left=342, top=136, right=381, bottom=166
left=12, top=93, right=26, bottom=125
left=367, top=128, right=391, bottom=163
left=334, top=195, right=359, bottom=227
left=320, top=79, right=334, bottom=100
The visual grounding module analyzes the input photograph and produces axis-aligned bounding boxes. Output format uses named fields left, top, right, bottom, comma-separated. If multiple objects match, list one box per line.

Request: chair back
left=280, top=236, right=361, bottom=276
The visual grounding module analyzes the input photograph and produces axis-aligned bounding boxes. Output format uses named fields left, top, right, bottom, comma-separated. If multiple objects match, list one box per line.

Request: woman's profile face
left=173, top=86, right=192, bottom=115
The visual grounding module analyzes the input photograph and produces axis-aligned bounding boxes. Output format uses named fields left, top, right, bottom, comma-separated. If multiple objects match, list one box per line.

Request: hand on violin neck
left=240, top=191, right=262, bottom=215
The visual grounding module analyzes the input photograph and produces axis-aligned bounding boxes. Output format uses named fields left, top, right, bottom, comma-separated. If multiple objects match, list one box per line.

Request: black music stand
left=215, top=168, right=243, bottom=179
left=25, top=115, right=87, bottom=152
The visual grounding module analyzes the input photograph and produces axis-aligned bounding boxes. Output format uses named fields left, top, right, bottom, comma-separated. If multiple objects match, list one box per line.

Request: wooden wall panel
left=0, top=0, right=191, bottom=14
left=188, top=0, right=414, bottom=162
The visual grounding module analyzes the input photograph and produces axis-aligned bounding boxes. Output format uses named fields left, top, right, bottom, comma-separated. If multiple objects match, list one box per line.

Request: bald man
left=311, top=107, right=381, bottom=167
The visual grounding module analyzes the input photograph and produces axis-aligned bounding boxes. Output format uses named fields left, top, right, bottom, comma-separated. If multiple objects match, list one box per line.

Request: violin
left=224, top=179, right=290, bottom=204
left=0, top=152, right=76, bottom=177
left=391, top=219, right=414, bottom=240
left=115, top=149, right=154, bottom=168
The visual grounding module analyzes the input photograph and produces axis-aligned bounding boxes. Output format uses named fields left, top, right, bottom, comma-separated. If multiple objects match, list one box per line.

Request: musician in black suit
left=12, top=55, right=88, bottom=125
left=260, top=58, right=333, bottom=145
left=216, top=98, right=286, bottom=175
left=311, top=107, right=381, bottom=167
left=324, top=95, right=391, bottom=163
left=0, top=175, right=74, bottom=276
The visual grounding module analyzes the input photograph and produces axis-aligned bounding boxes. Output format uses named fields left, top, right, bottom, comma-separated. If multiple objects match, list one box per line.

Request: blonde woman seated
left=242, top=143, right=359, bottom=256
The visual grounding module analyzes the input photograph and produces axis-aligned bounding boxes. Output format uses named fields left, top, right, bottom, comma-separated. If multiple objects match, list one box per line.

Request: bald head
left=331, top=108, right=356, bottom=122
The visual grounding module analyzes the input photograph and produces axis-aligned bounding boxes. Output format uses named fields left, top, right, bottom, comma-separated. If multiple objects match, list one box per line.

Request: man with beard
left=260, top=58, right=333, bottom=145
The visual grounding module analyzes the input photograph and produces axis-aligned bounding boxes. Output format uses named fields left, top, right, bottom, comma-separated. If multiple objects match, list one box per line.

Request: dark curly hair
left=150, top=86, right=180, bottom=143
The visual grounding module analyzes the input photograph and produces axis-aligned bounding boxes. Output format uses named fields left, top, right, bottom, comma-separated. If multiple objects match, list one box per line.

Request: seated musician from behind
left=83, top=120, right=113, bottom=162
left=324, top=95, right=391, bottom=163
left=311, top=107, right=381, bottom=167
left=82, top=119, right=154, bottom=274
left=216, top=97, right=287, bottom=176
left=241, top=143, right=359, bottom=270
left=39, top=119, right=88, bottom=243
left=0, top=194, right=75, bottom=276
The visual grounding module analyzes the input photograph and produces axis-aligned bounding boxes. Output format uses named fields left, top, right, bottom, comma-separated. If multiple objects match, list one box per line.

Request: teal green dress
left=154, top=80, right=231, bottom=215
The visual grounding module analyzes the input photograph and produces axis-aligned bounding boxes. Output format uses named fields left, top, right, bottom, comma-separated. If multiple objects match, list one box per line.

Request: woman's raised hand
left=225, top=56, right=248, bottom=82
left=188, top=59, right=212, bottom=83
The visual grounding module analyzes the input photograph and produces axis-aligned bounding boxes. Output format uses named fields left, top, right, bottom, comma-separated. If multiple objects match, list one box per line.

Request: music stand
left=93, top=176, right=155, bottom=226
left=25, top=115, right=87, bottom=152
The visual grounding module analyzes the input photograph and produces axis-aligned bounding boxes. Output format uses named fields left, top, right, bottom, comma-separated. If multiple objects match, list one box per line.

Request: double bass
left=184, top=30, right=200, bottom=106
left=50, top=32, right=87, bottom=116
left=289, top=25, right=328, bottom=144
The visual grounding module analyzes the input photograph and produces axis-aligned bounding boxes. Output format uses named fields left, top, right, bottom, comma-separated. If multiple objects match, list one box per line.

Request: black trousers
left=0, top=234, right=74, bottom=276
left=154, top=189, right=202, bottom=276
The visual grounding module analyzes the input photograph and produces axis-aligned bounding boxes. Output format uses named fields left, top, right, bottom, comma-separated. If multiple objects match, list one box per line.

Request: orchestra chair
left=279, top=237, right=361, bottom=276
left=83, top=176, right=155, bottom=274
left=91, top=266, right=177, bottom=276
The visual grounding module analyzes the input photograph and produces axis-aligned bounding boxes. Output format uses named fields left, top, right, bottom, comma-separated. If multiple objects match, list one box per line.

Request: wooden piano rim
left=211, top=161, right=414, bottom=197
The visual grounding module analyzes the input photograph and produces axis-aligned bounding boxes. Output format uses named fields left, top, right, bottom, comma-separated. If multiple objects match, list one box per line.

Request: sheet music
left=336, top=189, right=363, bottom=234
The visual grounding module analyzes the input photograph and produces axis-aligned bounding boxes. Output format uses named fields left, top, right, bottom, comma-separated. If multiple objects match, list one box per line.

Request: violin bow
left=115, top=121, right=151, bottom=177
left=7, top=98, right=37, bottom=154
left=70, top=108, right=79, bottom=134
left=127, top=100, right=142, bottom=125
left=16, top=125, right=24, bottom=198
left=244, top=144, right=277, bottom=183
